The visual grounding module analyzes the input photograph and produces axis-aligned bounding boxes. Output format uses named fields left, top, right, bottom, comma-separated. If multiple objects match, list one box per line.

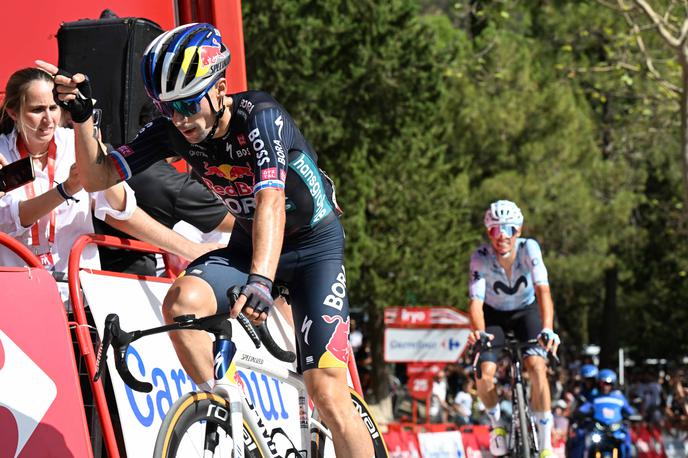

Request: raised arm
left=35, top=60, right=121, bottom=191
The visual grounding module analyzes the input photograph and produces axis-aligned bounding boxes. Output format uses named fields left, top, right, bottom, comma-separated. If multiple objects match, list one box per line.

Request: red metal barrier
left=0, top=231, right=93, bottom=457
left=68, top=234, right=175, bottom=458
left=0, top=231, right=42, bottom=267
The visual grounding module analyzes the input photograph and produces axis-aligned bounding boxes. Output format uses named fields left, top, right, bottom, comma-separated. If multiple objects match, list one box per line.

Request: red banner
left=384, top=306, right=470, bottom=327
left=0, top=268, right=92, bottom=457
left=406, top=363, right=445, bottom=400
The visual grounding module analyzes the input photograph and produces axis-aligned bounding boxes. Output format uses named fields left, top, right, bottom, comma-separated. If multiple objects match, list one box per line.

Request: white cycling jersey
left=468, top=238, right=549, bottom=311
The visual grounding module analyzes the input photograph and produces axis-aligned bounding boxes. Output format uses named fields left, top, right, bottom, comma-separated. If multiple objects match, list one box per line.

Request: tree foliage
left=241, top=0, right=688, bottom=387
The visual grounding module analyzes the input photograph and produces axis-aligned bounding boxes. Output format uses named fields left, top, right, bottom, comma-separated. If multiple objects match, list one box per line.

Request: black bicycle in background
left=471, top=332, right=559, bottom=458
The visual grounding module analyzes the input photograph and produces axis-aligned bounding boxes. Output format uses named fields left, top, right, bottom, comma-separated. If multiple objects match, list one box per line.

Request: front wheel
left=154, top=391, right=264, bottom=458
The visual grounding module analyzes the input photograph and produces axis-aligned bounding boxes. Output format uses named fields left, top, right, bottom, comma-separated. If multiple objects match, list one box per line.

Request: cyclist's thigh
left=481, top=305, right=507, bottom=363
left=287, top=221, right=349, bottom=372
left=183, top=246, right=251, bottom=314
left=513, top=303, right=546, bottom=359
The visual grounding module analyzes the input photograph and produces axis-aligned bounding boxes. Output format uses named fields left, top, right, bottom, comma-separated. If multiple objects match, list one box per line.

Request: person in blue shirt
left=567, top=364, right=600, bottom=458
left=578, top=369, right=635, bottom=458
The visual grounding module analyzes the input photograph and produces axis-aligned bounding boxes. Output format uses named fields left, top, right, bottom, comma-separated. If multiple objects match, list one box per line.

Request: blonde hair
left=0, top=67, right=54, bottom=137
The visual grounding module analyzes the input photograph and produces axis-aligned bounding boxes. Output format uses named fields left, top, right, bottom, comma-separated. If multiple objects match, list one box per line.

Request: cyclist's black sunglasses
left=154, top=98, right=203, bottom=118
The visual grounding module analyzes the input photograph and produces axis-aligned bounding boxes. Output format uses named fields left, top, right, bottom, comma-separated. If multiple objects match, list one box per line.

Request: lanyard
left=17, top=136, right=58, bottom=247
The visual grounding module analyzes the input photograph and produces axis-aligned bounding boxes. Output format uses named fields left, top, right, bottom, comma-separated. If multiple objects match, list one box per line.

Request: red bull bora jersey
left=110, top=91, right=341, bottom=235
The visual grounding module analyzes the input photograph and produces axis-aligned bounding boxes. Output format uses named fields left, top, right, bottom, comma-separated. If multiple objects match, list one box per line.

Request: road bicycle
left=471, top=333, right=558, bottom=458
left=94, top=286, right=388, bottom=458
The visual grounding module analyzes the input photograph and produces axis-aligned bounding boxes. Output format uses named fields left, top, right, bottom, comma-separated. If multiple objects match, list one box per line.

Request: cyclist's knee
left=477, top=362, right=497, bottom=383
left=162, top=276, right=216, bottom=323
left=524, top=355, right=547, bottom=376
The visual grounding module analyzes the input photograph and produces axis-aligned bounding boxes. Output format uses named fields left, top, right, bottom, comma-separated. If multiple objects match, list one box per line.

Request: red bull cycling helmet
left=141, top=23, right=230, bottom=107
left=484, top=200, right=524, bottom=237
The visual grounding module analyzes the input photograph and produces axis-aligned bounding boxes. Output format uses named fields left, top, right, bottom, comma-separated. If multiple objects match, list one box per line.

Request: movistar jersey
left=109, top=90, right=341, bottom=236
left=468, top=238, right=549, bottom=311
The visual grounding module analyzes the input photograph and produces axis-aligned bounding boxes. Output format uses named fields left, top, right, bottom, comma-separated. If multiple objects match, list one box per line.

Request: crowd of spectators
left=353, top=335, right=688, bottom=443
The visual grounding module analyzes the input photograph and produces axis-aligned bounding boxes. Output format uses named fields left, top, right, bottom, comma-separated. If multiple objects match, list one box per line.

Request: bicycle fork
left=213, top=336, right=248, bottom=458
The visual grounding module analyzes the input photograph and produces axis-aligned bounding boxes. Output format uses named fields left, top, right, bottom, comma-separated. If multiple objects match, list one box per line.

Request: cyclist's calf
left=475, top=361, right=500, bottom=407
left=305, top=367, right=374, bottom=458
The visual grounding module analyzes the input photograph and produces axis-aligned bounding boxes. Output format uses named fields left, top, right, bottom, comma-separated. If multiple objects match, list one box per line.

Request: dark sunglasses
left=154, top=98, right=203, bottom=118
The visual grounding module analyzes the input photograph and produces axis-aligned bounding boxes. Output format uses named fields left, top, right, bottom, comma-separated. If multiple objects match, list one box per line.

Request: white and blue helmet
left=484, top=200, right=524, bottom=229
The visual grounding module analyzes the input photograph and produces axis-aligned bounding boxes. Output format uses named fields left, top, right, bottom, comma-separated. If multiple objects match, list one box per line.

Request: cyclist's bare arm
left=230, top=188, right=286, bottom=321
left=534, top=283, right=554, bottom=330
left=35, top=60, right=121, bottom=192
left=468, top=297, right=487, bottom=345
left=534, top=283, right=558, bottom=353
left=250, top=188, right=285, bottom=278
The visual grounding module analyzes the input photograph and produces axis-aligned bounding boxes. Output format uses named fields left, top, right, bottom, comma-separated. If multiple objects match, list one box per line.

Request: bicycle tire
left=154, top=391, right=265, bottom=458
left=311, top=388, right=389, bottom=457
left=515, top=382, right=532, bottom=458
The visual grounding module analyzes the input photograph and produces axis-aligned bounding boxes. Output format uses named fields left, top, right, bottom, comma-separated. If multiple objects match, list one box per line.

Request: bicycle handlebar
left=470, top=337, right=560, bottom=379
left=93, top=285, right=297, bottom=392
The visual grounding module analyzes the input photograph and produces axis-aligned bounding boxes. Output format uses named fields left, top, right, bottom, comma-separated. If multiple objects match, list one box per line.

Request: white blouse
left=0, top=127, right=136, bottom=274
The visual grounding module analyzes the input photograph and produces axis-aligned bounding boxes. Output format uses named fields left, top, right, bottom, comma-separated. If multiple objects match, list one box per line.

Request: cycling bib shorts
left=183, top=219, right=350, bottom=372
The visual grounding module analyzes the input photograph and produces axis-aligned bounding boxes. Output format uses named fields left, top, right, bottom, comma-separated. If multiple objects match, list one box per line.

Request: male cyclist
left=577, top=369, right=635, bottom=458
left=467, top=200, right=561, bottom=457
left=39, top=22, right=373, bottom=457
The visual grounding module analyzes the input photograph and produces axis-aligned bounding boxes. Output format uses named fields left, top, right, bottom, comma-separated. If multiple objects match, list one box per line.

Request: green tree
left=243, top=0, right=471, bottom=401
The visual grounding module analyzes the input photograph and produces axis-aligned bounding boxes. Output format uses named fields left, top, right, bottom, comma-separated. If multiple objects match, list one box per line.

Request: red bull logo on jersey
left=318, top=315, right=350, bottom=368
left=202, top=162, right=254, bottom=181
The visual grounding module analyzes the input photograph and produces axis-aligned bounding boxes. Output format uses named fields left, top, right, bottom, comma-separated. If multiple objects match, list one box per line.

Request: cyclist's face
left=487, top=225, right=521, bottom=255
left=171, top=81, right=227, bottom=143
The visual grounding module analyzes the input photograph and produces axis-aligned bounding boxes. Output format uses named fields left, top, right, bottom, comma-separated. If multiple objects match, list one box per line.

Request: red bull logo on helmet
left=197, top=38, right=228, bottom=74
left=318, top=315, right=349, bottom=368
left=199, top=43, right=222, bottom=67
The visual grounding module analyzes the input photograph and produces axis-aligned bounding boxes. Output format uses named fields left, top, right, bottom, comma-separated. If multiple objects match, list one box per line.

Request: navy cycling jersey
left=109, top=90, right=341, bottom=236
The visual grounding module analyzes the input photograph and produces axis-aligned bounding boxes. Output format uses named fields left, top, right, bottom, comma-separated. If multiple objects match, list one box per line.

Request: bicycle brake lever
left=103, top=314, right=153, bottom=392
left=548, top=351, right=560, bottom=367
left=93, top=313, right=116, bottom=382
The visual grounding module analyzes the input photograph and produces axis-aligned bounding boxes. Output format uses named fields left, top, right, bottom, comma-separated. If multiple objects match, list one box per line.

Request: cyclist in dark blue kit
left=39, top=22, right=373, bottom=457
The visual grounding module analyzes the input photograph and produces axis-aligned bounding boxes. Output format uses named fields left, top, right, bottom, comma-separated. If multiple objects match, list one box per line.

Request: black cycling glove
left=53, top=69, right=94, bottom=123
left=240, top=274, right=274, bottom=317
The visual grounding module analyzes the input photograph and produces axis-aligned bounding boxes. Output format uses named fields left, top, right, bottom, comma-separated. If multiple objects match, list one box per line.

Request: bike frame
left=216, top=344, right=327, bottom=457
left=472, top=336, right=557, bottom=457
left=506, top=340, right=538, bottom=455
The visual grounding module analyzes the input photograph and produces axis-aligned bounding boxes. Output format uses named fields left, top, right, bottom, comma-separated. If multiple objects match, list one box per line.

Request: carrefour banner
left=81, top=271, right=302, bottom=457
left=384, top=328, right=471, bottom=362
left=417, top=430, right=465, bottom=458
